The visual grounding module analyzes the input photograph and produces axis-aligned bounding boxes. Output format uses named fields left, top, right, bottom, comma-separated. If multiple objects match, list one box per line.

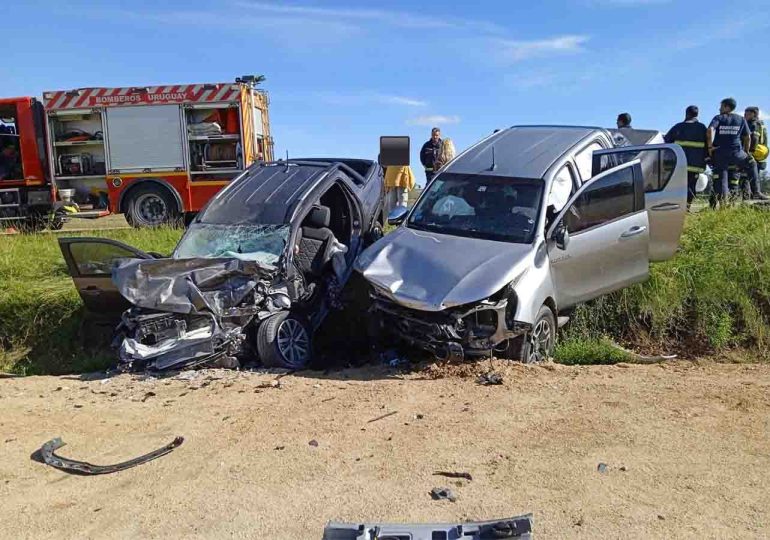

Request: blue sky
left=5, top=0, right=769, bottom=183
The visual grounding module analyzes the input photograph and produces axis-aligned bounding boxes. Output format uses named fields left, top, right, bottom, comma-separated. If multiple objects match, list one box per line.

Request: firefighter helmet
left=753, top=144, right=769, bottom=162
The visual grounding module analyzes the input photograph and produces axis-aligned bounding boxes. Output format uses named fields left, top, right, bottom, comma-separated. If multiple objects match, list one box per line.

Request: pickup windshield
left=174, top=224, right=289, bottom=266
left=408, top=173, right=542, bottom=243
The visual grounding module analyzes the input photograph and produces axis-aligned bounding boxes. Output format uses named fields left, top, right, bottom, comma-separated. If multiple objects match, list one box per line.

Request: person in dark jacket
left=664, top=105, right=708, bottom=209
left=420, top=127, right=442, bottom=183
left=707, top=98, right=767, bottom=202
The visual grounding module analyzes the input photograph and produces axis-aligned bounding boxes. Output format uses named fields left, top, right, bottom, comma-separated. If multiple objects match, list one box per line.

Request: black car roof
left=198, top=161, right=341, bottom=225
left=445, top=125, right=601, bottom=180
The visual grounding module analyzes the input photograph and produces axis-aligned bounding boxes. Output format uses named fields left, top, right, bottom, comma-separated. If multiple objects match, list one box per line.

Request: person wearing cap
left=664, top=106, right=708, bottom=209
left=707, top=98, right=767, bottom=203
left=420, top=127, right=442, bottom=183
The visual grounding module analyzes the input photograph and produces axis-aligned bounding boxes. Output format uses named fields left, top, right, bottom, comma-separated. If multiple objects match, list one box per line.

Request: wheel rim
left=134, top=193, right=168, bottom=225
left=527, top=319, right=553, bottom=363
left=276, top=318, right=310, bottom=369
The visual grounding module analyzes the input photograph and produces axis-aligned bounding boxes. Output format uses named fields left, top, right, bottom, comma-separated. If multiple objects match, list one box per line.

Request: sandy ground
left=1, top=360, right=769, bottom=539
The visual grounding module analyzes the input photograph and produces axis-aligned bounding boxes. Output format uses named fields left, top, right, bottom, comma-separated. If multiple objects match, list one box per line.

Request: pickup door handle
left=620, top=225, right=647, bottom=239
left=651, top=202, right=680, bottom=211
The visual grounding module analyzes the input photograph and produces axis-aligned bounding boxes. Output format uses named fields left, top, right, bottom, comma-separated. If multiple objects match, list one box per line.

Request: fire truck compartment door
left=105, top=105, right=185, bottom=172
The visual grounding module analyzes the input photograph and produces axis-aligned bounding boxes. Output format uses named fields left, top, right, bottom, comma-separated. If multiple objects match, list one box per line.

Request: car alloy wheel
left=526, top=318, right=553, bottom=363
left=276, top=317, right=310, bottom=369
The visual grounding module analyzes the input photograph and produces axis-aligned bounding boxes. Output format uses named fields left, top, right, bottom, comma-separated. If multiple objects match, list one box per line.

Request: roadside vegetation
left=554, top=204, right=770, bottom=364
left=1, top=205, right=768, bottom=375
left=0, top=228, right=181, bottom=375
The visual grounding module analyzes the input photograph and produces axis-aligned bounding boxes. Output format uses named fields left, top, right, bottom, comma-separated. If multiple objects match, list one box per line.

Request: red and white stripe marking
left=43, top=83, right=241, bottom=110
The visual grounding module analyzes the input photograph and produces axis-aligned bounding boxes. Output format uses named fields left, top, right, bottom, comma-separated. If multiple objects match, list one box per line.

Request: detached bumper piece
left=39, top=436, right=184, bottom=475
left=323, top=514, right=533, bottom=539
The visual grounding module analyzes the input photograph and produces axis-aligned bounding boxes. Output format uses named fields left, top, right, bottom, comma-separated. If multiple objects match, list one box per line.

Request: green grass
left=0, top=228, right=181, bottom=375
left=555, top=205, right=770, bottom=364
left=2, top=205, right=769, bottom=374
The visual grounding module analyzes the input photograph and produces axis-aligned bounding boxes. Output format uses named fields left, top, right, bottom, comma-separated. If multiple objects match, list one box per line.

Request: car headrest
left=303, top=205, right=331, bottom=229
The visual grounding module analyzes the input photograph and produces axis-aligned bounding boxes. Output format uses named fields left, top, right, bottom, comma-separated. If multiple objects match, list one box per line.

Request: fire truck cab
left=43, top=76, right=273, bottom=227
left=0, top=97, right=55, bottom=229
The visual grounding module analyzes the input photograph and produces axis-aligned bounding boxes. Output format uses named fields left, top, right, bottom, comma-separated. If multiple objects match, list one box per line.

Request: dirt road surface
left=1, top=360, right=769, bottom=539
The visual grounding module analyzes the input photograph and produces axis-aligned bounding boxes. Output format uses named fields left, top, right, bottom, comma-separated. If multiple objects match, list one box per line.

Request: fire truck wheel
left=124, top=185, right=181, bottom=228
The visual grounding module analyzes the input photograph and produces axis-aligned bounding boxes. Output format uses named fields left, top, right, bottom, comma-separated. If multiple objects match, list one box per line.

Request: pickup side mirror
left=553, top=223, right=570, bottom=250
left=387, top=206, right=409, bottom=226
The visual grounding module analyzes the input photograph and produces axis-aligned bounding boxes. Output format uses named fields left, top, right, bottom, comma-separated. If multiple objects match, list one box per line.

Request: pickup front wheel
left=504, top=305, right=556, bottom=363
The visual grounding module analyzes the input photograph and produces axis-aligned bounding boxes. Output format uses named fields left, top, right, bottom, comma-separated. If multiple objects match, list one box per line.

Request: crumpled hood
left=112, top=257, right=275, bottom=316
left=355, top=227, right=532, bottom=311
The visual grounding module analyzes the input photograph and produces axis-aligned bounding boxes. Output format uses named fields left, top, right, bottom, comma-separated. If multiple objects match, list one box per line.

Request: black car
left=58, top=158, right=386, bottom=371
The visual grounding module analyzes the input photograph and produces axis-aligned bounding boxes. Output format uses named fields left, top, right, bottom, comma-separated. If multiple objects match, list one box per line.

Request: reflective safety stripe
left=424, top=167, right=433, bottom=171
left=674, top=140, right=706, bottom=148
left=687, top=166, right=705, bottom=173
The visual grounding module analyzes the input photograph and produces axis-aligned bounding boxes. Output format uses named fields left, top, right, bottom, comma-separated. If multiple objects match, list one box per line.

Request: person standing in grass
left=384, top=164, right=415, bottom=212
left=433, top=138, right=456, bottom=172
left=664, top=106, right=708, bottom=210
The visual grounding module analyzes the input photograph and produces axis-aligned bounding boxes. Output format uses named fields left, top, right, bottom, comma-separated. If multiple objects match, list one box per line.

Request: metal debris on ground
left=430, top=487, right=458, bottom=502
left=477, top=371, right=504, bottom=385
left=37, top=436, right=184, bottom=475
left=434, top=470, right=473, bottom=481
left=366, top=411, right=398, bottom=424
left=323, top=513, right=533, bottom=539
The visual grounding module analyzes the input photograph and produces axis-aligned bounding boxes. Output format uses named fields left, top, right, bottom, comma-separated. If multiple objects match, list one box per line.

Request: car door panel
left=592, top=143, right=687, bottom=262
left=58, top=237, right=152, bottom=314
left=548, top=162, right=649, bottom=309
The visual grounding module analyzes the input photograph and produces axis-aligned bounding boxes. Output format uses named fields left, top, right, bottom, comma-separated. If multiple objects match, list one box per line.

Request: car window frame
left=547, top=159, right=642, bottom=240
left=592, top=146, right=678, bottom=194
left=573, top=139, right=607, bottom=184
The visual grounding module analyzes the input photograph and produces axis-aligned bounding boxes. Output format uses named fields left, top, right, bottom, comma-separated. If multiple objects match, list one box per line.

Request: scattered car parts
left=38, top=436, right=183, bottom=475
left=323, top=513, right=533, bottom=539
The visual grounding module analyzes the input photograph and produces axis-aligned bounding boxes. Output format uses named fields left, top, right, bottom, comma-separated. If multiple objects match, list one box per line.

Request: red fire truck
left=0, top=76, right=273, bottom=230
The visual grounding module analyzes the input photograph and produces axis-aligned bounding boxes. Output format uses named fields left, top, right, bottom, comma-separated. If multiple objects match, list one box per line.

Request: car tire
left=257, top=312, right=312, bottom=369
left=124, top=184, right=180, bottom=228
left=504, top=305, right=556, bottom=363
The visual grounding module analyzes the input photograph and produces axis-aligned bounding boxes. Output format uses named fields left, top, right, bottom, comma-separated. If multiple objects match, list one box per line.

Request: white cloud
left=234, top=1, right=500, bottom=31
left=407, top=115, right=461, bottom=127
left=496, top=35, right=589, bottom=62
left=377, top=95, right=427, bottom=107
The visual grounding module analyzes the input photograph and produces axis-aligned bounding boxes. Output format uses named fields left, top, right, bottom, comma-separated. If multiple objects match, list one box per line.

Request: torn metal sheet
left=323, top=513, right=533, bottom=540
left=112, top=257, right=274, bottom=317
left=39, top=436, right=183, bottom=475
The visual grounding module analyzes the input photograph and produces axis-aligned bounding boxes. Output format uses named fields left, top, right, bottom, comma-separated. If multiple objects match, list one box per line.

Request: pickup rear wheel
left=124, top=184, right=180, bottom=228
left=257, top=312, right=312, bottom=369
left=504, top=305, right=556, bottom=363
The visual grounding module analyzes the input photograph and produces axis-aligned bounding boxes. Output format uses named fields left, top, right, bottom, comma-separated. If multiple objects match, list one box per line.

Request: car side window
left=574, top=142, right=604, bottom=183
left=548, top=164, right=576, bottom=213
left=68, top=242, right=141, bottom=276
left=564, top=166, right=635, bottom=234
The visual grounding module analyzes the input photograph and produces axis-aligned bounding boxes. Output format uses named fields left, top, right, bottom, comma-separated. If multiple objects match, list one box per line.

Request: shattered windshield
left=173, top=224, right=289, bottom=266
left=408, top=173, right=543, bottom=243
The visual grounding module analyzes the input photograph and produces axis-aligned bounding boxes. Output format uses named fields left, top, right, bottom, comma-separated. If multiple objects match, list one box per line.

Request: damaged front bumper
left=372, top=295, right=531, bottom=361
left=323, top=513, right=533, bottom=539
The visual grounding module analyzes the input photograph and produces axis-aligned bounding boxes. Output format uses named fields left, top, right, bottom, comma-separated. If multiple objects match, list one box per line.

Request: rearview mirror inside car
left=553, top=224, right=570, bottom=250
left=379, top=136, right=410, bottom=167
left=387, top=205, right=409, bottom=226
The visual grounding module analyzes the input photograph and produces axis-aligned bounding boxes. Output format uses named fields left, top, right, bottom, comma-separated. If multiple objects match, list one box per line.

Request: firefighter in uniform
left=664, top=105, right=707, bottom=209
left=707, top=98, right=767, bottom=204
left=745, top=106, right=768, bottom=185
left=420, top=127, right=442, bottom=183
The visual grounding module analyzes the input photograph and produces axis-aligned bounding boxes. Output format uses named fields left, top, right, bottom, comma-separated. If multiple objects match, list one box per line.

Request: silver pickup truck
left=356, top=126, right=687, bottom=362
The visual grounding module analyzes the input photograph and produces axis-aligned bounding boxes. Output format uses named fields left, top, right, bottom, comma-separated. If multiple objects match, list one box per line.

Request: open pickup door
left=58, top=237, right=152, bottom=314
left=592, top=143, right=687, bottom=262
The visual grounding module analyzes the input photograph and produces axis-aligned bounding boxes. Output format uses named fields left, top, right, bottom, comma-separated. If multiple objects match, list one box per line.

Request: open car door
left=592, top=143, right=687, bottom=262
left=58, top=237, right=152, bottom=314
left=547, top=160, right=649, bottom=310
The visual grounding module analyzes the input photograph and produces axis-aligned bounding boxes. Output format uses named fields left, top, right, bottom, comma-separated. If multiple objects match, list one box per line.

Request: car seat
left=295, top=205, right=336, bottom=277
